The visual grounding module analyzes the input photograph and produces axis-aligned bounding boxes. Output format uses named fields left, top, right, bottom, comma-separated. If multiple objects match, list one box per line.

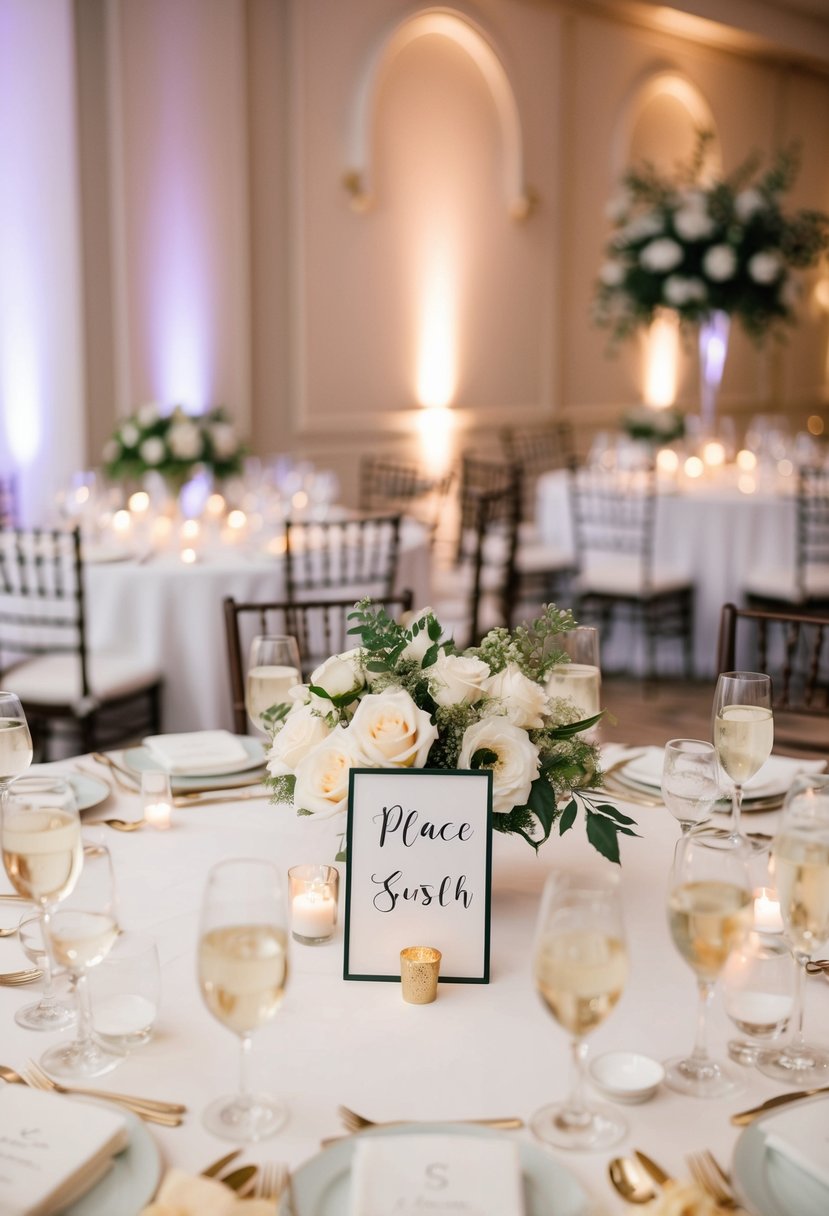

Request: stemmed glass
left=758, top=774, right=829, bottom=1085
left=665, top=829, right=753, bottom=1096
left=530, top=870, right=628, bottom=1150
left=712, top=672, right=773, bottom=840
left=661, top=739, right=720, bottom=835
left=0, top=691, right=34, bottom=808
left=41, top=841, right=121, bottom=1079
left=198, top=858, right=290, bottom=1141
left=245, top=635, right=301, bottom=734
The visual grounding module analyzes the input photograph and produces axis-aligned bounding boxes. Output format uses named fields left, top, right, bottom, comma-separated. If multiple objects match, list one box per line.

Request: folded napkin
left=142, top=731, right=252, bottom=776
left=624, top=748, right=825, bottom=797
left=349, top=1135, right=525, bottom=1216
left=140, top=1169, right=275, bottom=1216
left=0, top=1086, right=128, bottom=1216
left=764, top=1098, right=829, bottom=1191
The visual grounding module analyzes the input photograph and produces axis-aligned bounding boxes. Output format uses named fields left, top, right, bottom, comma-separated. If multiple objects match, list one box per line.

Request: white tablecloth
left=2, top=746, right=825, bottom=1214
left=537, top=470, right=796, bottom=676
left=84, top=522, right=432, bottom=732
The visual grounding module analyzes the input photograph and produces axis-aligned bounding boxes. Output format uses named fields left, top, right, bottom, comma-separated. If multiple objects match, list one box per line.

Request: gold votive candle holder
left=400, top=946, right=442, bottom=1004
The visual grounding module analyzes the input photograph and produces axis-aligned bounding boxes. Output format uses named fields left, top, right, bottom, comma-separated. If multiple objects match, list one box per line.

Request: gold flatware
left=256, top=1162, right=288, bottom=1201
left=687, top=1151, right=743, bottom=1211
left=174, top=789, right=269, bottom=807
left=0, top=968, right=42, bottom=986
left=337, top=1104, right=524, bottom=1133
left=806, top=958, right=829, bottom=974
left=608, top=1156, right=658, bottom=1204
left=221, top=1165, right=259, bottom=1194
left=1, top=1064, right=185, bottom=1125
left=91, top=752, right=139, bottom=792
left=99, top=818, right=146, bottom=832
left=201, top=1149, right=243, bottom=1178
left=731, top=1084, right=829, bottom=1124
left=0, top=925, right=19, bottom=938
left=0, top=893, right=29, bottom=902
left=634, top=1150, right=672, bottom=1186
left=24, top=1059, right=187, bottom=1116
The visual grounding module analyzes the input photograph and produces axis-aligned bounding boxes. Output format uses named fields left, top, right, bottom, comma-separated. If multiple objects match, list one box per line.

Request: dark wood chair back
left=0, top=475, right=18, bottom=528
left=501, top=422, right=576, bottom=520
left=284, top=514, right=402, bottom=603
left=797, top=466, right=829, bottom=600
left=358, top=456, right=453, bottom=546
left=568, top=468, right=658, bottom=588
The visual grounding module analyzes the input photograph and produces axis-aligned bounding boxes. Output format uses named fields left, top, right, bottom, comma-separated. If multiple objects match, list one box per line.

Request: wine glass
left=530, top=870, right=628, bottom=1150
left=198, top=858, right=290, bottom=1141
left=757, top=774, right=829, bottom=1085
left=15, top=904, right=76, bottom=1032
left=722, top=931, right=795, bottom=1066
left=661, top=739, right=720, bottom=835
left=41, top=841, right=121, bottom=1079
left=245, top=635, right=301, bottom=733
left=665, top=829, right=753, bottom=1096
left=0, top=691, right=34, bottom=807
left=712, top=672, right=773, bottom=840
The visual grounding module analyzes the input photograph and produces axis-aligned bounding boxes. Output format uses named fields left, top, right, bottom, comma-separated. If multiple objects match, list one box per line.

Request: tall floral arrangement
left=103, top=403, right=245, bottom=485
left=593, top=133, right=829, bottom=345
left=265, top=603, right=636, bottom=865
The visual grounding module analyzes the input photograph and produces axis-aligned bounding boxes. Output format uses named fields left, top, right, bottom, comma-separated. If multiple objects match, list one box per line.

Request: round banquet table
left=2, top=745, right=825, bottom=1215
left=83, top=520, right=432, bottom=733
left=536, top=470, right=796, bottom=677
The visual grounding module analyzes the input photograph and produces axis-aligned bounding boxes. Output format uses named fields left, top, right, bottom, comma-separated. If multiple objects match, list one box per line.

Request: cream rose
left=292, top=728, right=355, bottom=818
left=639, top=237, right=683, bottom=273
left=348, top=688, right=437, bottom=768
left=483, top=663, right=547, bottom=729
left=428, top=652, right=490, bottom=707
left=168, top=421, right=202, bottom=461
left=457, top=719, right=540, bottom=813
left=310, top=649, right=366, bottom=699
left=267, top=704, right=332, bottom=776
left=400, top=607, right=439, bottom=663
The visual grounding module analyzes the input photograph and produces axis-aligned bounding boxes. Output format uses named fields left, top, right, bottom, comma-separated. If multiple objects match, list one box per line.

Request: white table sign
left=343, top=768, right=493, bottom=983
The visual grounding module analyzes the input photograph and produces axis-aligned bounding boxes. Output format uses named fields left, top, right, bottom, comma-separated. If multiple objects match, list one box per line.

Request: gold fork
left=256, top=1161, right=288, bottom=1200
left=0, top=968, right=42, bottom=986
left=338, top=1104, right=524, bottom=1132
left=24, top=1059, right=187, bottom=1119
left=687, top=1151, right=742, bottom=1211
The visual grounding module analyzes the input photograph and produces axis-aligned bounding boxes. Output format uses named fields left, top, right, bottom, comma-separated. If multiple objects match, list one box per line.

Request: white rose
left=702, top=244, right=737, bottom=281
left=735, top=187, right=765, bottom=222
left=639, top=238, right=683, bottom=273
left=267, top=704, right=332, bottom=776
left=599, top=260, right=625, bottom=287
left=168, top=421, right=203, bottom=460
left=209, top=422, right=238, bottom=459
left=483, top=664, right=547, bottom=729
left=428, top=652, right=490, bottom=707
left=292, top=728, right=355, bottom=818
left=139, top=436, right=165, bottom=465
left=749, top=251, right=782, bottom=284
left=457, top=719, right=540, bottom=814
left=120, top=422, right=139, bottom=448
left=674, top=204, right=714, bottom=241
left=663, top=276, right=706, bottom=306
left=400, top=608, right=439, bottom=663
left=136, top=401, right=160, bottom=428
left=348, top=687, right=438, bottom=768
left=310, top=649, right=366, bottom=699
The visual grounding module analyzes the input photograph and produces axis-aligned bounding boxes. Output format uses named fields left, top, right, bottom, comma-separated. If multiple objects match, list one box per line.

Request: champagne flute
left=712, top=672, right=773, bottom=840
left=198, top=858, right=290, bottom=1141
left=41, top=841, right=121, bottom=1079
left=757, top=774, right=829, bottom=1085
left=661, top=739, right=720, bottom=835
left=530, top=870, right=628, bottom=1150
left=245, top=635, right=301, bottom=733
left=0, top=691, right=34, bottom=806
left=665, top=829, right=753, bottom=1096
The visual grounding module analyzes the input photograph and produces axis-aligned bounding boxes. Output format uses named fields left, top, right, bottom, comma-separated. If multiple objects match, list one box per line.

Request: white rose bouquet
left=102, top=403, right=245, bottom=485
left=594, top=132, right=829, bottom=344
left=265, top=602, right=637, bottom=865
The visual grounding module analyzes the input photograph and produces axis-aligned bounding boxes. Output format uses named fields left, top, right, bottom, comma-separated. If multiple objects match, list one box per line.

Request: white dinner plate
left=62, top=1105, right=161, bottom=1216
left=291, top=1123, right=591, bottom=1216
left=622, top=749, right=825, bottom=800
left=19, top=771, right=110, bottom=813
left=732, top=1098, right=829, bottom=1216
left=122, top=736, right=266, bottom=790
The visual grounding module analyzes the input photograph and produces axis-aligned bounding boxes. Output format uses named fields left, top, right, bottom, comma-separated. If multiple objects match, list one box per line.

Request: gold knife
left=634, top=1150, right=672, bottom=1186
left=731, top=1085, right=829, bottom=1125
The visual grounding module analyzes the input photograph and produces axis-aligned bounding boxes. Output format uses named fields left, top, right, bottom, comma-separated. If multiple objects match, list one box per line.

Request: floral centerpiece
left=622, top=404, right=685, bottom=445
left=265, top=603, right=636, bottom=865
left=102, top=403, right=245, bottom=487
left=593, top=133, right=829, bottom=345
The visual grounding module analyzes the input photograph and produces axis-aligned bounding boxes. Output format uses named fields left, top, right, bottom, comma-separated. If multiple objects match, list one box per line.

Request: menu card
left=764, top=1098, right=829, bottom=1190
left=143, top=730, right=251, bottom=775
left=0, top=1087, right=128, bottom=1216
left=349, top=1135, right=525, bottom=1216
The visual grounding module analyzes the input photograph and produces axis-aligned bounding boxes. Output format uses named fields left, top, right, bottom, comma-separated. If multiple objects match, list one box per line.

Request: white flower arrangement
left=594, top=133, right=829, bottom=344
left=265, top=603, right=637, bottom=864
left=102, top=403, right=245, bottom=485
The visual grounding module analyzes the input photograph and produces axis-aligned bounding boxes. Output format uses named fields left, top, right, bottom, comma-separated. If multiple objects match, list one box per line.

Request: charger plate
left=63, top=1105, right=161, bottom=1216
left=20, top=771, right=110, bottom=814
left=292, top=1123, right=590, bottom=1216
left=732, top=1097, right=829, bottom=1216
left=122, top=736, right=265, bottom=792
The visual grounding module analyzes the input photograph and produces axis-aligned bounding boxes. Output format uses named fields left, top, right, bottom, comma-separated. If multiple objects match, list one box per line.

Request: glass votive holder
left=400, top=946, right=442, bottom=1005
left=722, top=931, right=796, bottom=1066
left=141, top=770, right=173, bottom=830
left=89, top=932, right=161, bottom=1051
left=288, top=864, right=339, bottom=945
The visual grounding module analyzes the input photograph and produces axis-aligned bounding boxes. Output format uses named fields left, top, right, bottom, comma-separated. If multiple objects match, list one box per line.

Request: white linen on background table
left=1, top=745, right=826, bottom=1215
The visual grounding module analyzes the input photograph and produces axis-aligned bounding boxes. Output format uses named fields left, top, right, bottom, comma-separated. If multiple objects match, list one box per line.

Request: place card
left=0, top=1086, right=128, bottom=1216
left=343, top=768, right=492, bottom=983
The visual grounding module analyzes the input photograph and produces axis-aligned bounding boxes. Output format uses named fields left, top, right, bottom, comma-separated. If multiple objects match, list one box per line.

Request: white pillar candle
left=144, top=801, right=172, bottom=830
left=292, top=889, right=336, bottom=940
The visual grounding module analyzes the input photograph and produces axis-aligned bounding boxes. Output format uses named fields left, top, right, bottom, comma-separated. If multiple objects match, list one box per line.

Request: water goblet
left=722, top=930, right=796, bottom=1066
left=15, top=907, right=76, bottom=1032
left=661, top=739, right=720, bottom=835
left=712, top=672, right=773, bottom=840
left=530, top=870, right=628, bottom=1150
left=0, top=692, right=34, bottom=809
left=198, top=858, right=290, bottom=1141
left=245, top=635, right=302, bottom=734
left=665, top=828, right=753, bottom=1097
left=757, top=774, right=829, bottom=1085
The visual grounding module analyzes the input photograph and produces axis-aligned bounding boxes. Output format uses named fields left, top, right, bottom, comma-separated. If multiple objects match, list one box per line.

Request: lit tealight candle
left=656, top=448, right=680, bottom=475
left=205, top=492, right=226, bottom=519
left=180, top=518, right=200, bottom=542
left=753, top=887, right=783, bottom=934
left=144, top=801, right=172, bottom=831
left=702, top=440, right=726, bottom=467
left=291, top=886, right=337, bottom=942
left=227, top=509, right=247, bottom=531
left=684, top=455, right=704, bottom=479
left=180, top=547, right=197, bottom=564
left=112, top=508, right=132, bottom=536
left=128, top=490, right=150, bottom=515
left=736, top=449, right=757, bottom=471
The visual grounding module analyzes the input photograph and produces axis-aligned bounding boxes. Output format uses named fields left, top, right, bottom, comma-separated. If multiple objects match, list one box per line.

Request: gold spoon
left=607, top=1157, right=658, bottom=1205
left=98, top=818, right=146, bottom=833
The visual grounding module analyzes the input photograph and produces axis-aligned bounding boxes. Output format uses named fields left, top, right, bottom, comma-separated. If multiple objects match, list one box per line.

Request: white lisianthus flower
left=209, top=422, right=238, bottom=459
left=483, top=663, right=547, bottom=730
left=292, top=728, right=355, bottom=818
left=168, top=421, right=203, bottom=461
left=639, top=238, right=683, bottom=273
left=428, top=652, right=490, bottom=707
left=735, top=187, right=765, bottom=222
left=267, top=704, right=332, bottom=776
left=702, top=244, right=737, bottom=282
left=748, top=251, right=782, bottom=284
left=599, top=260, right=626, bottom=287
left=139, top=436, right=165, bottom=466
left=673, top=203, right=714, bottom=241
left=457, top=719, right=540, bottom=814
left=120, top=422, right=139, bottom=448
left=310, top=649, right=365, bottom=699
left=348, top=687, right=437, bottom=768
left=136, top=401, right=160, bottom=428
left=102, top=439, right=120, bottom=463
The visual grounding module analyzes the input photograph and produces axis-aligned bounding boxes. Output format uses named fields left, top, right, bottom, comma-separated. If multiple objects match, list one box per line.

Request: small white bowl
left=589, top=1051, right=665, bottom=1104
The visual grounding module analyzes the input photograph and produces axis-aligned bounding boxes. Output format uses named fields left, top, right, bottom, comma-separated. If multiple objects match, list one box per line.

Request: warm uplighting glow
left=656, top=448, right=679, bottom=474
left=180, top=547, right=197, bottom=564
left=416, top=242, right=457, bottom=409
left=736, top=449, right=757, bottom=471
left=416, top=407, right=455, bottom=475
left=777, top=458, right=794, bottom=477
left=702, top=440, right=726, bottom=467
left=814, top=278, right=829, bottom=312
left=808, top=415, right=825, bottom=436
left=180, top=519, right=200, bottom=542
left=738, top=474, right=757, bottom=495
left=684, top=456, right=704, bottom=479
left=112, top=509, right=132, bottom=534
left=205, top=492, right=226, bottom=518
left=643, top=312, right=679, bottom=407
left=128, top=490, right=150, bottom=514
left=227, top=509, right=247, bottom=530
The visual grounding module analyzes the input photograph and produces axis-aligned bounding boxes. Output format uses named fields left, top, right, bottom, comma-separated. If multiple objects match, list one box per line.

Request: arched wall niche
left=612, top=67, right=721, bottom=179
left=344, top=5, right=534, bottom=220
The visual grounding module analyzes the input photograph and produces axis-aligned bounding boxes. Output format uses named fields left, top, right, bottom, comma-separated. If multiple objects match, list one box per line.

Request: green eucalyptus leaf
left=585, top=812, right=621, bottom=865
left=558, top=798, right=578, bottom=835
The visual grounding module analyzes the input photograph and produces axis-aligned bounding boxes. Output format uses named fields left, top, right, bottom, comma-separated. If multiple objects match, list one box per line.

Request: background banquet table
left=536, top=470, right=796, bottom=677
left=83, top=520, right=431, bottom=733
left=2, top=746, right=825, bottom=1214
